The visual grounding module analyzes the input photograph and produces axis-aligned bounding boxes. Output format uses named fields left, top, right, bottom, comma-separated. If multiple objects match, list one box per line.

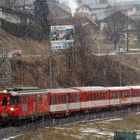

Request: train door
left=120, top=90, right=131, bottom=106
left=33, top=95, right=37, bottom=113
left=21, top=96, right=28, bottom=116
left=0, top=94, right=10, bottom=117
left=132, top=89, right=140, bottom=105
left=68, top=92, right=80, bottom=112
left=100, top=91, right=109, bottom=108
left=109, top=91, right=120, bottom=107
left=65, top=94, right=69, bottom=114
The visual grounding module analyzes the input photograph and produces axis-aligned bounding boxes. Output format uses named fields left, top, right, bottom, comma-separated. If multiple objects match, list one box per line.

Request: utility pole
left=116, top=46, right=126, bottom=86
left=119, top=51, right=122, bottom=86
left=49, top=30, right=52, bottom=89
left=49, top=44, right=52, bottom=89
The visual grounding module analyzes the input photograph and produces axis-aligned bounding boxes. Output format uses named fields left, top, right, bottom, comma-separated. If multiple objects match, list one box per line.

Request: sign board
left=51, top=25, right=74, bottom=50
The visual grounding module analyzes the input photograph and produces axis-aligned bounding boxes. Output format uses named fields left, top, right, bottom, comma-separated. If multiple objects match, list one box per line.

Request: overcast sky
left=58, top=0, right=140, bottom=15
left=109, top=0, right=140, bottom=2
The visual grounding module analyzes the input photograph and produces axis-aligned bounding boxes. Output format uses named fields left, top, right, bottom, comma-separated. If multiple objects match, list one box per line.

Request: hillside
left=0, top=28, right=140, bottom=88
left=0, top=28, right=49, bottom=56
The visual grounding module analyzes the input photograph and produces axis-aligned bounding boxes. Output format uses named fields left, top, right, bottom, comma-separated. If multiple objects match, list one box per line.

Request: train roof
left=107, top=86, right=131, bottom=91
left=7, top=87, right=40, bottom=91
left=72, top=86, right=107, bottom=91
left=48, top=88, right=79, bottom=94
left=128, top=86, right=140, bottom=90
left=0, top=88, right=79, bottom=96
left=5, top=89, right=49, bottom=96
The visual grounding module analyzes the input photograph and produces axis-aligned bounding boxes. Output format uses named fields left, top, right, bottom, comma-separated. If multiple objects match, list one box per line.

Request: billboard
left=51, top=25, right=74, bottom=50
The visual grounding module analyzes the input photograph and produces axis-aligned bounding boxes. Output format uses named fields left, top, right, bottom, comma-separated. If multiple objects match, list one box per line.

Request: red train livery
left=0, top=86, right=140, bottom=121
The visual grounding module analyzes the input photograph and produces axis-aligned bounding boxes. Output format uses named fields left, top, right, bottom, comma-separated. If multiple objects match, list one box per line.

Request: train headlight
left=3, top=90, right=7, bottom=93
left=10, top=107, right=14, bottom=111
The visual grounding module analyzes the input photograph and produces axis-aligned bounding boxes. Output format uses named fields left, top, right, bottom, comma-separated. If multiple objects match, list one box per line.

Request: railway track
left=1, top=105, right=140, bottom=140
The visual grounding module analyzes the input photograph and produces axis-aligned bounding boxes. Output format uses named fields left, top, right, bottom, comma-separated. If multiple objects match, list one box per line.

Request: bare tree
left=0, top=44, right=12, bottom=88
left=104, top=7, right=134, bottom=50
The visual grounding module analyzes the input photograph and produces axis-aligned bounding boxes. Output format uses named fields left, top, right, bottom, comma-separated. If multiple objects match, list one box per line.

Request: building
left=0, top=0, right=72, bottom=25
left=74, top=5, right=91, bottom=18
left=49, top=2, right=72, bottom=19
left=102, top=11, right=137, bottom=50
left=51, top=17, right=99, bottom=35
left=0, top=5, right=34, bottom=24
left=76, top=0, right=111, bottom=21
left=77, top=0, right=108, bottom=6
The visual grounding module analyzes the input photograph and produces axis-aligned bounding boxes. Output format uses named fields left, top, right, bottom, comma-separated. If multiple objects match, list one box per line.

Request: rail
left=1, top=105, right=140, bottom=140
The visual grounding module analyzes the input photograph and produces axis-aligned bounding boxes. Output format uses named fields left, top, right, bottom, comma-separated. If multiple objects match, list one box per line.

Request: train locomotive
left=0, top=86, right=140, bottom=122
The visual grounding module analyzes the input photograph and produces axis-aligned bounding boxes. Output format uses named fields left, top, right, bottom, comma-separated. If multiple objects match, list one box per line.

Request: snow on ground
left=136, top=112, right=140, bottom=114
left=80, top=128, right=114, bottom=138
left=101, top=118, right=123, bottom=123
left=2, top=136, right=19, bottom=140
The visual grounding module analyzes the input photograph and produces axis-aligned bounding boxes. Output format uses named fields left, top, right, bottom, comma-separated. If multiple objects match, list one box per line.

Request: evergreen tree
left=33, top=0, right=50, bottom=39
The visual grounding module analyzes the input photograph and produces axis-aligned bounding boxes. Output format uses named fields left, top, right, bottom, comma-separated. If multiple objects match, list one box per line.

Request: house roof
left=103, top=11, right=136, bottom=24
left=0, top=5, right=34, bottom=19
left=51, top=17, right=98, bottom=28
left=130, top=9, right=140, bottom=21
left=76, top=4, right=92, bottom=11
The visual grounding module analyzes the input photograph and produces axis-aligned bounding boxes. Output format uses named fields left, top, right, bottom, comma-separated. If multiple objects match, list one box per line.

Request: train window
left=34, top=96, right=37, bottom=102
left=87, top=94, right=92, bottom=101
left=97, top=93, right=100, bottom=99
left=94, top=93, right=97, bottom=100
left=10, top=96, right=19, bottom=105
left=60, top=95, right=67, bottom=104
left=136, top=91, right=140, bottom=97
left=99, top=93, right=102, bottom=99
left=60, top=96, right=63, bottom=104
left=113, top=93, right=118, bottom=99
left=112, top=91, right=121, bottom=99
left=51, top=96, right=58, bottom=104
left=93, top=94, right=97, bottom=100
left=37, top=95, right=42, bottom=101
left=93, top=93, right=95, bottom=100
left=110, top=93, right=113, bottom=99
left=59, top=95, right=67, bottom=104
left=138, top=91, right=140, bottom=96
left=102, top=93, right=105, bottom=99
left=63, top=95, right=67, bottom=103
left=70, top=94, right=79, bottom=102
left=96, top=93, right=100, bottom=100
left=70, top=94, right=74, bottom=102
left=55, top=96, right=58, bottom=103
left=118, top=92, right=121, bottom=98
left=98, top=93, right=101, bottom=99
left=121, top=91, right=130, bottom=98
left=100, top=93, right=102, bottom=99
left=115, top=93, right=119, bottom=99
left=2, top=97, right=8, bottom=106
left=51, top=96, right=55, bottom=104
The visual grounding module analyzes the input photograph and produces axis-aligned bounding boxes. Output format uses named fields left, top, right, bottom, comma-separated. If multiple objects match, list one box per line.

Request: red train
left=0, top=86, right=140, bottom=122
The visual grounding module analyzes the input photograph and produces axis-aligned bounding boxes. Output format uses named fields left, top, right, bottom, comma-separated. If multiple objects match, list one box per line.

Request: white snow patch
left=2, top=136, right=18, bottom=140
left=80, top=128, right=114, bottom=137
left=102, top=118, right=123, bottom=122
left=136, top=112, right=140, bottom=114
left=71, top=134, right=84, bottom=139
left=54, top=127, right=65, bottom=130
